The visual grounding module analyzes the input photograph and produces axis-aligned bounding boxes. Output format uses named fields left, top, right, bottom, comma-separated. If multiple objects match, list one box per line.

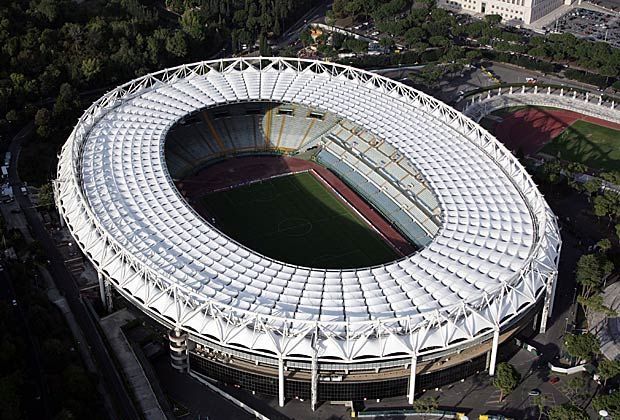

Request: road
left=487, top=61, right=601, bottom=92
left=8, top=124, right=140, bottom=419
left=0, top=266, right=51, bottom=418
left=277, top=0, right=332, bottom=48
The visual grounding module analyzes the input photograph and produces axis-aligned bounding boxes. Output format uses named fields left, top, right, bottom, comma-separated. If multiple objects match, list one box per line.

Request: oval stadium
left=54, top=57, right=561, bottom=408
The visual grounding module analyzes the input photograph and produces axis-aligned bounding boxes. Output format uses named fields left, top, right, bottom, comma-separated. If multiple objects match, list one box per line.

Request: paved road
left=0, top=267, right=50, bottom=418
left=277, top=0, right=332, bottom=48
left=151, top=355, right=256, bottom=420
left=487, top=61, right=601, bottom=92
left=8, top=124, right=140, bottom=419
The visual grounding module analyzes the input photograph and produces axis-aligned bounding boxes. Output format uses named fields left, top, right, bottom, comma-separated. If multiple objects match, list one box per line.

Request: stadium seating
left=316, top=122, right=441, bottom=247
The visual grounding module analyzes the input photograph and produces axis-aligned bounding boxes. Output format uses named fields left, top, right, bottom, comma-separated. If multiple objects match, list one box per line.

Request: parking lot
left=550, top=7, right=620, bottom=48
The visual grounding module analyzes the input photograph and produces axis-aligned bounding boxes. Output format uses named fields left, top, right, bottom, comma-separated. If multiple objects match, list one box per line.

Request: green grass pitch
left=201, top=172, right=399, bottom=268
left=541, top=120, right=620, bottom=172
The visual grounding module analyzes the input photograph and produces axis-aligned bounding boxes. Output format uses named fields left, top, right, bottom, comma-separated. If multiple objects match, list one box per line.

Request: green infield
left=201, top=172, right=398, bottom=268
left=541, top=120, right=620, bottom=171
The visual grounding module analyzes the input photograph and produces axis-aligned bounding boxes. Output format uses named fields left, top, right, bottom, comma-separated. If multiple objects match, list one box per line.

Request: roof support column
left=278, top=356, right=285, bottom=407
left=488, top=327, right=500, bottom=376
left=311, top=347, right=318, bottom=411
left=98, top=271, right=113, bottom=313
left=407, top=354, right=417, bottom=404
left=540, top=270, right=558, bottom=333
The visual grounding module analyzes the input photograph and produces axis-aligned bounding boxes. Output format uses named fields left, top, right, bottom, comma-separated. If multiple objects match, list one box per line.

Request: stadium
left=54, top=57, right=561, bottom=409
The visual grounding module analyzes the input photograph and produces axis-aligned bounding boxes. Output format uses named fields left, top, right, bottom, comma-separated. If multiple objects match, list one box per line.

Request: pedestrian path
left=100, top=309, right=167, bottom=420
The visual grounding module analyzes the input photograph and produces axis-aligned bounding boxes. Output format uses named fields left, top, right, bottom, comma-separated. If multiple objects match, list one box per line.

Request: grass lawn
left=201, top=172, right=398, bottom=268
left=541, top=120, right=620, bottom=171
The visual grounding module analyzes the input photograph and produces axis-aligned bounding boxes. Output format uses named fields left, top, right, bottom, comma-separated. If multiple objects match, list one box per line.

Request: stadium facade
left=54, top=58, right=561, bottom=409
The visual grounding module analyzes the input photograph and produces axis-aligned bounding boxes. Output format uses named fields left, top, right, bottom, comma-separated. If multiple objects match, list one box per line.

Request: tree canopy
left=594, top=389, right=620, bottom=418
left=547, top=403, right=589, bottom=420
left=575, top=253, right=614, bottom=298
left=493, top=362, right=521, bottom=401
left=564, top=332, right=600, bottom=361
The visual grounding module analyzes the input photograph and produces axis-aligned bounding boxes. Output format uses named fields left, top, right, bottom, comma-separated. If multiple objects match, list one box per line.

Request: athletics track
left=492, top=108, right=620, bottom=156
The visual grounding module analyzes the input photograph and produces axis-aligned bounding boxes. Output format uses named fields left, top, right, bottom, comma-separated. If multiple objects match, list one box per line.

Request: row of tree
left=326, top=0, right=620, bottom=85
left=1, top=0, right=320, bottom=185
left=0, top=216, right=103, bottom=419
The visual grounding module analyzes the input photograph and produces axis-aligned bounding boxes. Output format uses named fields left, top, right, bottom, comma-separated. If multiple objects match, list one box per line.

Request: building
left=439, top=0, right=572, bottom=24
left=54, top=58, right=561, bottom=410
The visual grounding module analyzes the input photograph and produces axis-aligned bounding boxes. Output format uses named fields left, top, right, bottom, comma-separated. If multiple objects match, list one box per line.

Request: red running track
left=177, top=155, right=417, bottom=257
left=493, top=108, right=620, bottom=156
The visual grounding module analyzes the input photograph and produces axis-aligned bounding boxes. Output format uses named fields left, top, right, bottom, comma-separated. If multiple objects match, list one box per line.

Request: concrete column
left=612, top=101, right=615, bottom=109
left=585, top=92, right=589, bottom=102
left=560, top=88, right=564, bottom=96
left=540, top=268, right=560, bottom=333
left=509, top=86, right=513, bottom=94
left=573, top=91, right=577, bottom=99
left=311, top=348, right=318, bottom=411
left=407, top=354, right=417, bottom=404
left=488, top=328, right=500, bottom=376
left=547, top=86, right=551, bottom=95
left=521, top=86, right=525, bottom=94
left=278, top=356, right=285, bottom=407
left=534, top=86, right=538, bottom=94
left=168, top=329, right=188, bottom=371
left=98, top=271, right=113, bottom=313
left=598, top=96, right=603, bottom=105
left=498, top=87, right=502, bottom=96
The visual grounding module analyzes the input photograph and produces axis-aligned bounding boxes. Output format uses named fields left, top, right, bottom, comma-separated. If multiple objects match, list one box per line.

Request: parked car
left=528, top=389, right=541, bottom=396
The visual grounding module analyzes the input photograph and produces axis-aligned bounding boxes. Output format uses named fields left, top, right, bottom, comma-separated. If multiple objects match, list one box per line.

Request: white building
left=439, top=0, right=572, bottom=24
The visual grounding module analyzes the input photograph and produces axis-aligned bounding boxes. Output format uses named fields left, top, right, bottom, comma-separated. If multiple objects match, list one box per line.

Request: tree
left=532, top=394, right=547, bottom=420
left=5, top=109, right=19, bottom=125
left=81, top=57, right=101, bottom=81
left=299, top=29, right=313, bottom=47
left=259, top=33, right=270, bottom=56
left=593, top=192, right=620, bottom=221
left=575, top=253, right=614, bottom=298
left=564, top=332, right=600, bottom=362
left=33, top=0, right=62, bottom=22
left=180, top=9, right=205, bottom=40
left=598, top=359, right=620, bottom=386
left=37, top=183, right=54, bottom=210
left=548, top=403, right=588, bottom=420
left=379, top=37, right=394, bottom=49
left=577, top=294, right=616, bottom=318
left=597, top=238, right=612, bottom=253
left=594, top=389, right=620, bottom=418
left=485, top=14, right=502, bottom=26
left=34, top=108, right=52, bottom=139
left=53, top=83, right=79, bottom=118
left=413, top=396, right=438, bottom=417
left=493, top=362, right=521, bottom=401
left=165, top=31, right=188, bottom=58
left=561, top=374, right=589, bottom=402
left=583, top=178, right=601, bottom=196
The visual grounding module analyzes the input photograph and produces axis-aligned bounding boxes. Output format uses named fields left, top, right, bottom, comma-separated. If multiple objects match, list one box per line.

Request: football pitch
left=201, top=172, right=399, bottom=268
left=541, top=120, right=620, bottom=171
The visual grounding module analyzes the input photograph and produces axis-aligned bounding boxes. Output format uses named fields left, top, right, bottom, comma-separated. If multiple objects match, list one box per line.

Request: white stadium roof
left=55, top=58, right=560, bottom=362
